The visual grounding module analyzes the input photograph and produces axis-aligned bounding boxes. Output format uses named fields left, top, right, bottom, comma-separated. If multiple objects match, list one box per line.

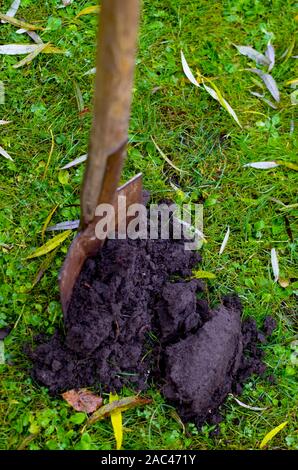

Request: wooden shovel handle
left=81, top=0, right=140, bottom=227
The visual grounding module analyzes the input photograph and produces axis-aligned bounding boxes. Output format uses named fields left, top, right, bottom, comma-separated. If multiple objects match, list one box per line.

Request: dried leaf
left=3, top=0, right=20, bottom=20
left=276, top=160, right=298, bottom=171
left=62, top=0, right=72, bottom=6
left=61, top=154, right=87, bottom=170
left=84, top=67, right=96, bottom=76
left=73, top=81, right=84, bottom=113
left=43, top=45, right=65, bottom=54
left=0, top=145, right=13, bottom=161
left=0, top=120, right=12, bottom=125
left=31, top=248, right=58, bottom=288
left=265, top=43, right=275, bottom=71
left=181, top=51, right=241, bottom=126
left=290, top=90, right=298, bottom=105
left=88, top=396, right=152, bottom=426
left=76, top=5, right=100, bottom=18
left=0, top=13, right=44, bottom=30
left=109, top=393, right=123, bottom=450
left=26, top=230, right=72, bottom=259
left=250, top=91, right=278, bottom=109
left=13, top=42, right=49, bottom=68
left=278, top=278, right=290, bottom=288
left=230, top=394, right=267, bottom=411
left=286, top=78, right=298, bottom=86
left=151, top=137, right=183, bottom=173
left=62, top=389, right=103, bottom=413
left=47, top=220, right=80, bottom=231
left=41, top=205, right=59, bottom=241
left=243, top=161, right=279, bottom=169
left=219, top=226, right=230, bottom=255
left=0, top=341, right=5, bottom=365
left=203, top=81, right=241, bottom=127
left=271, top=248, right=279, bottom=282
left=248, top=69, right=280, bottom=102
left=16, top=28, right=43, bottom=44
left=234, top=45, right=270, bottom=66
left=192, top=270, right=216, bottom=279
left=260, top=421, right=288, bottom=449
left=0, top=44, right=39, bottom=55
left=181, top=50, right=201, bottom=86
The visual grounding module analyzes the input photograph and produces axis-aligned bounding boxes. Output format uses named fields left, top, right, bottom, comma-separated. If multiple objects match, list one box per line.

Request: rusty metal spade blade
left=59, top=0, right=141, bottom=317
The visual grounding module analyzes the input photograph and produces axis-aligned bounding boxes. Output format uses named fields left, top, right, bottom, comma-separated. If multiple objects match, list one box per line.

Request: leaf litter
left=62, top=389, right=103, bottom=413
left=181, top=51, right=241, bottom=127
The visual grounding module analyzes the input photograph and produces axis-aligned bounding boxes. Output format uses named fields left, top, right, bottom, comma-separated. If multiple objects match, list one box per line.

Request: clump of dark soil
left=29, top=215, right=276, bottom=427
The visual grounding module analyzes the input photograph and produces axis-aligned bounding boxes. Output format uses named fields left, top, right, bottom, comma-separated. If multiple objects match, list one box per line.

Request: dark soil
left=29, top=217, right=276, bottom=427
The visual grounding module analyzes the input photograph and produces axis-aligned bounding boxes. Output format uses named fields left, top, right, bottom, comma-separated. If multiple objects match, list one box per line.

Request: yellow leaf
left=276, top=160, right=298, bottom=171
left=204, top=78, right=242, bottom=128
left=41, top=204, right=59, bottom=241
left=13, top=42, right=49, bottom=69
left=43, top=45, right=65, bottom=54
left=192, top=270, right=216, bottom=279
left=260, top=421, right=288, bottom=449
left=286, top=78, right=298, bottom=86
left=26, top=230, right=72, bottom=259
left=109, top=393, right=123, bottom=450
left=0, top=13, right=44, bottom=30
left=76, top=5, right=100, bottom=18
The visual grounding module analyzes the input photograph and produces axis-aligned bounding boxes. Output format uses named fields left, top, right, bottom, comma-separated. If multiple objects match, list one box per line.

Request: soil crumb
left=29, top=219, right=275, bottom=426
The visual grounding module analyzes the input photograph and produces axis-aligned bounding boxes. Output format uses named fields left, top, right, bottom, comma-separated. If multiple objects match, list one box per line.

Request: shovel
left=59, top=0, right=141, bottom=317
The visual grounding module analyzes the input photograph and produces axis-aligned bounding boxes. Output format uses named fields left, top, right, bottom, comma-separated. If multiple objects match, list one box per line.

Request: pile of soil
left=29, top=216, right=276, bottom=427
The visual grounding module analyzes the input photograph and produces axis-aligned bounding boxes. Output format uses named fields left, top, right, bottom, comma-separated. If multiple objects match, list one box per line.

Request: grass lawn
left=0, top=0, right=297, bottom=450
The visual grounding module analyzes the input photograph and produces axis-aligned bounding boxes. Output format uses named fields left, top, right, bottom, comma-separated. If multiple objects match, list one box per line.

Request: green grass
left=0, top=0, right=297, bottom=450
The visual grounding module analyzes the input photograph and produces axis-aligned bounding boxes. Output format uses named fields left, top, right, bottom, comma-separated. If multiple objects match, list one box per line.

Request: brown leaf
left=87, top=396, right=152, bottom=426
left=62, top=389, right=103, bottom=413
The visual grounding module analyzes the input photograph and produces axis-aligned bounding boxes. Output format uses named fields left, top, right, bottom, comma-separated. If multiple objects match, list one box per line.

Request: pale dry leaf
left=230, top=394, right=268, bottom=411
left=219, top=226, right=230, bottom=255
left=249, top=69, right=280, bottom=102
left=0, top=44, right=39, bottom=55
left=261, top=97, right=278, bottom=109
left=0, top=120, right=12, bottom=125
left=249, top=91, right=277, bottom=109
left=47, top=220, right=80, bottom=231
left=0, top=145, right=13, bottom=161
left=61, top=154, right=87, bottom=169
left=181, top=50, right=201, bottom=87
left=243, top=161, right=279, bottom=169
left=271, top=248, right=279, bottom=282
left=151, top=137, right=183, bottom=173
left=16, top=28, right=43, bottom=44
left=265, top=43, right=275, bottom=72
left=1, top=0, right=21, bottom=23
left=235, top=45, right=270, bottom=66
left=84, top=67, right=96, bottom=76
left=13, top=42, right=49, bottom=69
left=62, top=389, right=103, bottom=413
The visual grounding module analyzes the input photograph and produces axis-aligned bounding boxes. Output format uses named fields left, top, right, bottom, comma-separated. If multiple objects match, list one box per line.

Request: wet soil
left=29, top=221, right=275, bottom=427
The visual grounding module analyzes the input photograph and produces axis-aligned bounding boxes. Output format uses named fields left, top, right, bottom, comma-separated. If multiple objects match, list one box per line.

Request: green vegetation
left=0, top=0, right=297, bottom=450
